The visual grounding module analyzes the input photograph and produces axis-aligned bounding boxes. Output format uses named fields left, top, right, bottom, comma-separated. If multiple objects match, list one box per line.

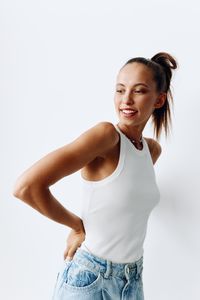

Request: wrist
left=72, top=216, right=85, bottom=233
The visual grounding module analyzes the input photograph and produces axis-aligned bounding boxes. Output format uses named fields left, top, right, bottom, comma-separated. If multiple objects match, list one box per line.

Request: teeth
left=122, top=109, right=137, bottom=114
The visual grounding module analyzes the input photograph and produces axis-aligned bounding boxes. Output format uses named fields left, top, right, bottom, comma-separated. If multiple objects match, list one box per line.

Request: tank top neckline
left=114, top=124, right=147, bottom=156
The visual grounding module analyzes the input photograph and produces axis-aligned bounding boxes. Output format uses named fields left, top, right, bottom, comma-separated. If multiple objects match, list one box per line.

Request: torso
left=81, top=136, right=153, bottom=182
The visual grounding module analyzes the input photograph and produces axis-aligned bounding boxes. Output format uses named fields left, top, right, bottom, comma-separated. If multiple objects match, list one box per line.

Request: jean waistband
left=73, top=247, right=143, bottom=280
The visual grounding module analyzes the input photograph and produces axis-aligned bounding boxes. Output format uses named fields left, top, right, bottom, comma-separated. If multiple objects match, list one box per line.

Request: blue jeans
left=52, top=247, right=144, bottom=300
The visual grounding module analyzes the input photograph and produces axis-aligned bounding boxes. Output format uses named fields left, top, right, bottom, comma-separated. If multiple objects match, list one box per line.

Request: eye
left=134, top=90, right=143, bottom=93
left=116, top=90, right=123, bottom=93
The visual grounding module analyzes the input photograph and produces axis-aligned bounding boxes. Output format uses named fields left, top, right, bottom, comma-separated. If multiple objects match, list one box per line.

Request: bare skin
left=114, top=62, right=166, bottom=142
left=13, top=62, right=166, bottom=261
left=81, top=62, right=166, bottom=183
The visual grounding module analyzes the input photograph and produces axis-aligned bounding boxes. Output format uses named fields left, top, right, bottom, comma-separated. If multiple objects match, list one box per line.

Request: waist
left=73, top=247, right=143, bottom=280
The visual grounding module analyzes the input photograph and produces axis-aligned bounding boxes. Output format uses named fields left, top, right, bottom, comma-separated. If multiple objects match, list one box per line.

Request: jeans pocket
left=63, top=261, right=101, bottom=290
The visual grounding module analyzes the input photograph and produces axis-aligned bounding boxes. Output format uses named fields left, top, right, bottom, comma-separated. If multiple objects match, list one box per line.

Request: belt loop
left=135, top=261, right=139, bottom=280
left=104, top=260, right=112, bottom=278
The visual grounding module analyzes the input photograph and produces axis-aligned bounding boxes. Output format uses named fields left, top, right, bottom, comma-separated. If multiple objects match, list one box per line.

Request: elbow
left=12, top=180, right=46, bottom=213
left=12, top=179, right=31, bottom=200
left=13, top=186, right=29, bottom=200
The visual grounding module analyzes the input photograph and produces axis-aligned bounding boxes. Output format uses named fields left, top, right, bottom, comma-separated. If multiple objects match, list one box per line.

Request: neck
left=117, top=123, right=143, bottom=143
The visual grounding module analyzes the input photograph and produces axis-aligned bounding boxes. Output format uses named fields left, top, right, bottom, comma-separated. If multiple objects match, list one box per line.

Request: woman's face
left=114, top=62, right=165, bottom=128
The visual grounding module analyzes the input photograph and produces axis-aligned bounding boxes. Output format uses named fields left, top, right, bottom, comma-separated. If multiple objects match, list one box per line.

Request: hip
left=52, top=247, right=144, bottom=300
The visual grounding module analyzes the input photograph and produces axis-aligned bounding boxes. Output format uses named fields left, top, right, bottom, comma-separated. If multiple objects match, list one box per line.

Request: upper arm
left=148, top=139, right=162, bottom=165
left=13, top=122, right=119, bottom=191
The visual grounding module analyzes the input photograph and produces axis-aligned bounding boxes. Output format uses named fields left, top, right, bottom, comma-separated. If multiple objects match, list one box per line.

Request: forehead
left=117, top=62, right=155, bottom=88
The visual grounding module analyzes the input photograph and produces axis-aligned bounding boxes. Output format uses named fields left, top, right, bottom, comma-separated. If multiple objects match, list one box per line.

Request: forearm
left=14, top=185, right=84, bottom=232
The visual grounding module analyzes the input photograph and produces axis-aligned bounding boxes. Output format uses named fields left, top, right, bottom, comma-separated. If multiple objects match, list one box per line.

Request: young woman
left=13, top=52, right=178, bottom=300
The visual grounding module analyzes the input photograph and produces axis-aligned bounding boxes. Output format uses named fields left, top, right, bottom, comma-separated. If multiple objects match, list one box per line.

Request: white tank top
left=79, top=124, right=160, bottom=263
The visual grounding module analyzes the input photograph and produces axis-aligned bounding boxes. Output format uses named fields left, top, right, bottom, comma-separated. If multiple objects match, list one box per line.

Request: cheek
left=141, top=104, right=155, bottom=117
left=140, top=96, right=155, bottom=108
left=136, top=101, right=153, bottom=116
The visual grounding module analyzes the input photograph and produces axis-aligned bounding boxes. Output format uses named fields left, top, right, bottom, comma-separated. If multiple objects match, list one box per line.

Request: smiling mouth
left=120, top=109, right=138, bottom=116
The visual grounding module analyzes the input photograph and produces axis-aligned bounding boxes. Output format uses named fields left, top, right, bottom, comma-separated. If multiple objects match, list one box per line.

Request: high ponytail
left=149, top=52, right=178, bottom=140
left=122, top=52, right=178, bottom=141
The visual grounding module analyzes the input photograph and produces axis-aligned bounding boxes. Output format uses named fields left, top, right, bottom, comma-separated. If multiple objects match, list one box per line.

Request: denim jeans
left=52, top=247, right=144, bottom=300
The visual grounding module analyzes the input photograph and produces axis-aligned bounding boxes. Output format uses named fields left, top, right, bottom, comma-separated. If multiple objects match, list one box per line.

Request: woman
left=13, top=52, right=178, bottom=300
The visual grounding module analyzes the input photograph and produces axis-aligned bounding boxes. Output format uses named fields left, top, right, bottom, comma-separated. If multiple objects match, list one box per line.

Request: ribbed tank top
left=79, top=124, right=160, bottom=263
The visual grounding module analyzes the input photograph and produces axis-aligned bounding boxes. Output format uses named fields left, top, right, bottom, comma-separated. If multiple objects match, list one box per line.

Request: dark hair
left=121, top=52, right=178, bottom=141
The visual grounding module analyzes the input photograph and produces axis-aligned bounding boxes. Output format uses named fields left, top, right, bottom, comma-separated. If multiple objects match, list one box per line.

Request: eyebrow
left=116, top=83, right=150, bottom=88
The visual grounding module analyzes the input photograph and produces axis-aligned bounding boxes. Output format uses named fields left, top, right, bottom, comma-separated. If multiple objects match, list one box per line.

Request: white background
left=1, top=0, right=200, bottom=299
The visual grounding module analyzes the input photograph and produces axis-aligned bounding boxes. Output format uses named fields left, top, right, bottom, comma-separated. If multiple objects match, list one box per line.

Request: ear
left=154, top=92, right=167, bottom=109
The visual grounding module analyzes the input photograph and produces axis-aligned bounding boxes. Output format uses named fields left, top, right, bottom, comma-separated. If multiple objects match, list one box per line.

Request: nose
left=122, top=91, right=134, bottom=105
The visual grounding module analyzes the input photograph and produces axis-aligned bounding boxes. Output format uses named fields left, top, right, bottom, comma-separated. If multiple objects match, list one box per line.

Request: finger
left=65, top=256, right=73, bottom=262
left=67, top=247, right=78, bottom=260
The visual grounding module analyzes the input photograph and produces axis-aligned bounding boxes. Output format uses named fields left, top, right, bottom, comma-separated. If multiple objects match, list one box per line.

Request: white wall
left=1, top=0, right=200, bottom=299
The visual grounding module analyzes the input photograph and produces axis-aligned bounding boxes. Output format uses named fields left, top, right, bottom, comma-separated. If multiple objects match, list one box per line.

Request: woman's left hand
left=63, top=228, right=86, bottom=261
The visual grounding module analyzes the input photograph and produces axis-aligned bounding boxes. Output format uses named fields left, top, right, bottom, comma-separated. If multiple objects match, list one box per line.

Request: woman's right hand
left=63, top=228, right=86, bottom=261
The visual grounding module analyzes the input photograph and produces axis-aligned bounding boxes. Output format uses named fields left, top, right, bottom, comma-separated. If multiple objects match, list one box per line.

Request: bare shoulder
left=90, top=121, right=120, bottom=156
left=144, top=137, right=162, bottom=164
left=95, top=121, right=119, bottom=140
left=85, top=121, right=119, bottom=149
